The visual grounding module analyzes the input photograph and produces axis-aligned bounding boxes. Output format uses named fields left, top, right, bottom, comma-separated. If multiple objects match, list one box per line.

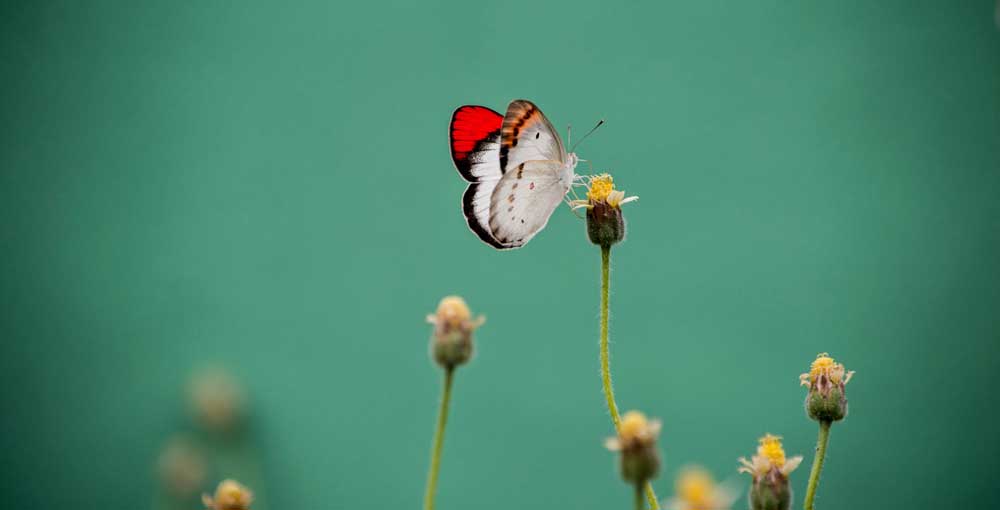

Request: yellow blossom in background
left=189, top=367, right=246, bottom=433
left=157, top=436, right=206, bottom=498
left=203, top=479, right=253, bottom=510
left=666, top=465, right=738, bottom=510
left=606, top=410, right=661, bottom=451
left=605, top=410, right=662, bottom=487
left=738, top=434, right=802, bottom=479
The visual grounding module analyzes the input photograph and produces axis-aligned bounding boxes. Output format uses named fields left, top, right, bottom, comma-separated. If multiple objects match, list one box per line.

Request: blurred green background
left=2, top=1, right=999, bottom=509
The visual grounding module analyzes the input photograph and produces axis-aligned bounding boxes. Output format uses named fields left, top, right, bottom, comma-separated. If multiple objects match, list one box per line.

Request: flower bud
left=426, top=296, right=484, bottom=370
left=570, top=174, right=638, bottom=248
left=748, top=471, right=792, bottom=510
left=587, top=200, right=626, bottom=247
left=605, top=410, right=662, bottom=487
left=203, top=479, right=253, bottom=510
left=738, top=434, right=802, bottom=510
left=799, top=353, right=855, bottom=422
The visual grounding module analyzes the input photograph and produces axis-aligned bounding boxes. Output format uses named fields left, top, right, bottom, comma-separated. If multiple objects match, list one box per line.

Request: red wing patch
left=450, top=105, right=503, bottom=181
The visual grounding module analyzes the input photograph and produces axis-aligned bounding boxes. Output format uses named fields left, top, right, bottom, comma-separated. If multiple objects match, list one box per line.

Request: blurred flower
left=738, top=434, right=802, bottom=510
left=666, top=465, right=738, bottom=510
left=426, top=296, right=484, bottom=369
left=189, top=367, right=246, bottom=433
left=203, top=479, right=253, bottom=510
left=157, top=436, right=207, bottom=498
left=799, top=353, right=854, bottom=422
left=606, top=410, right=662, bottom=486
left=572, top=173, right=638, bottom=247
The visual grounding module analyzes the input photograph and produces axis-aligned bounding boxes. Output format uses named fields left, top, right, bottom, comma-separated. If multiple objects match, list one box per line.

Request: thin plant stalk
left=634, top=485, right=644, bottom=510
left=423, top=368, right=455, bottom=510
left=600, top=246, right=620, bottom=427
left=803, top=420, right=831, bottom=510
left=600, top=245, right=660, bottom=510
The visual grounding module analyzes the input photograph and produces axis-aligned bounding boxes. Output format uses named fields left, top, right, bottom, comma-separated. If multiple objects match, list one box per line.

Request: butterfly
left=449, top=99, right=580, bottom=249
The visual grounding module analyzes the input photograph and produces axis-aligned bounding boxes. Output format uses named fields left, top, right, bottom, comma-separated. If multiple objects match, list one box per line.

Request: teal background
left=2, top=1, right=999, bottom=509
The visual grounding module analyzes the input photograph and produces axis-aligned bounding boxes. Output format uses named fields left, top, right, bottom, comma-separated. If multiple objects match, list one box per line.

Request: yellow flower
left=738, top=434, right=802, bottom=479
left=572, top=173, right=638, bottom=210
left=799, top=352, right=855, bottom=388
left=667, top=466, right=738, bottom=510
left=202, top=479, right=253, bottom=510
left=605, top=410, right=661, bottom=451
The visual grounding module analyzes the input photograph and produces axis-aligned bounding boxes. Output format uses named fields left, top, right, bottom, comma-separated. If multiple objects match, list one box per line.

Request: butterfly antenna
left=570, top=119, right=604, bottom=153
left=567, top=124, right=572, bottom=148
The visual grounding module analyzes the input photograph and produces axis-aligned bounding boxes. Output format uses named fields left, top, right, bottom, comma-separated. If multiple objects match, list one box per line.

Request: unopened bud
left=426, top=296, right=484, bottom=369
left=587, top=200, right=626, bottom=247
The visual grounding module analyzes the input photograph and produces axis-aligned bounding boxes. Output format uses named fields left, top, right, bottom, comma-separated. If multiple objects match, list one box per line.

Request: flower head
left=203, top=479, right=253, bottom=510
left=573, top=173, right=637, bottom=247
left=800, top=352, right=854, bottom=422
left=666, top=465, right=738, bottom=510
left=738, top=435, right=801, bottom=510
left=800, top=353, right=854, bottom=388
left=606, top=410, right=662, bottom=451
left=605, top=410, right=662, bottom=486
left=426, top=295, right=484, bottom=369
left=574, top=173, right=638, bottom=210
left=738, top=434, right=802, bottom=479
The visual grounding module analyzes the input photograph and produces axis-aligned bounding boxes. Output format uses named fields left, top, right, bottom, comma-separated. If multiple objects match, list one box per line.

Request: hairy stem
left=600, top=245, right=660, bottom=509
left=600, top=246, right=620, bottom=428
left=423, top=368, right=455, bottom=510
left=803, top=420, right=832, bottom=510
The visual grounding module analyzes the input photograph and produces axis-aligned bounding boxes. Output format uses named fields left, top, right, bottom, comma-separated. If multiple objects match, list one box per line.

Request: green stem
left=803, top=420, right=831, bottom=510
left=423, top=368, right=455, bottom=510
left=643, top=484, right=658, bottom=510
left=634, top=484, right=644, bottom=510
left=600, top=245, right=660, bottom=510
left=600, top=246, right=620, bottom=428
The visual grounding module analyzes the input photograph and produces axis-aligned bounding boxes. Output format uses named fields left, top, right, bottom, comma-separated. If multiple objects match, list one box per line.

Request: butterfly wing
left=487, top=160, right=570, bottom=248
left=499, top=99, right=568, bottom=173
left=450, top=101, right=572, bottom=250
left=450, top=105, right=506, bottom=248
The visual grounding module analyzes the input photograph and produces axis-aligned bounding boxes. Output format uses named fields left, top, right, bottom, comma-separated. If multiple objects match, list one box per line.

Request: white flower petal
left=782, top=455, right=804, bottom=475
